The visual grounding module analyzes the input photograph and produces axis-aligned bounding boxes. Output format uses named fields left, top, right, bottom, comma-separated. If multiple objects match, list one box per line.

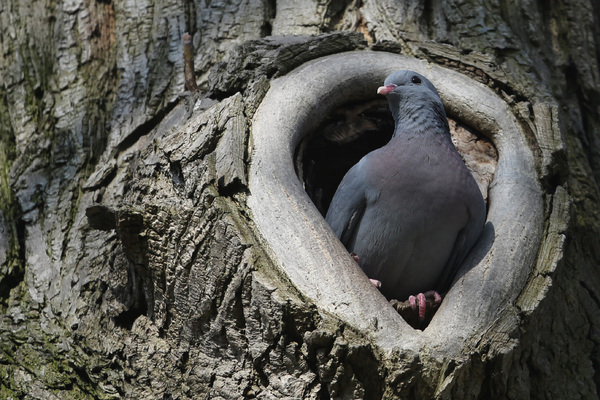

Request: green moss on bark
left=0, top=89, right=24, bottom=310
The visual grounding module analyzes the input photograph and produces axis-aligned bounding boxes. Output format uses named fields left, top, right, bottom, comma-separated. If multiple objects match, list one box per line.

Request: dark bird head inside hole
left=295, top=98, right=394, bottom=215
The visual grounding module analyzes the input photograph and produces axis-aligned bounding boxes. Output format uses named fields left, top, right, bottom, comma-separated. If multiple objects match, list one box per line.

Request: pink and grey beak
left=377, top=84, right=398, bottom=95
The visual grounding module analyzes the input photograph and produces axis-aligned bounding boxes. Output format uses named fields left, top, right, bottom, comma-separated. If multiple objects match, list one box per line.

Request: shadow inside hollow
left=295, top=98, right=393, bottom=216
left=451, top=220, right=495, bottom=287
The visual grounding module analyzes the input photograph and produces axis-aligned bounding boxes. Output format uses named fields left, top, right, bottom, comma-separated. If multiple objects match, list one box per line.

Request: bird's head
left=377, top=70, right=448, bottom=132
left=377, top=70, right=441, bottom=100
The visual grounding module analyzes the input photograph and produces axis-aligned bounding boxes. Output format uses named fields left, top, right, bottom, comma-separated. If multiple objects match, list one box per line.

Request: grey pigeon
left=326, top=70, right=486, bottom=303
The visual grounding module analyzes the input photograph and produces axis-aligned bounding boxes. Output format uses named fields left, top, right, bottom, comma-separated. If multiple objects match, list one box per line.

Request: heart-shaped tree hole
left=248, top=50, right=543, bottom=356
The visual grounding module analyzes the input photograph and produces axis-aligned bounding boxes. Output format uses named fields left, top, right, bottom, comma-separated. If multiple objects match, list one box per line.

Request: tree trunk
left=1, top=0, right=599, bottom=399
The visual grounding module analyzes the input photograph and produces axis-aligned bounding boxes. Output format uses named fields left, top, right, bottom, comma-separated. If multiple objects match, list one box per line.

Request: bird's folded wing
left=436, top=199, right=486, bottom=291
left=325, top=165, right=368, bottom=247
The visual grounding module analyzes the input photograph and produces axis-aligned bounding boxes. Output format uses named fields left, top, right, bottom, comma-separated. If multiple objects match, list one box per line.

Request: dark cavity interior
left=295, top=98, right=394, bottom=216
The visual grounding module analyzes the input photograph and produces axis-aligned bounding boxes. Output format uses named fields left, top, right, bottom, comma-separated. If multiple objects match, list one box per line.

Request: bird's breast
left=368, top=137, right=464, bottom=188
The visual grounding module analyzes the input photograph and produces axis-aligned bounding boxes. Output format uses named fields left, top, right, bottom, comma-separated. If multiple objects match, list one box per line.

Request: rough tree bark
left=1, top=0, right=599, bottom=399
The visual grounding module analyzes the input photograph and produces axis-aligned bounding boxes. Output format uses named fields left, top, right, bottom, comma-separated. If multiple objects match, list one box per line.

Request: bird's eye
left=411, top=76, right=422, bottom=84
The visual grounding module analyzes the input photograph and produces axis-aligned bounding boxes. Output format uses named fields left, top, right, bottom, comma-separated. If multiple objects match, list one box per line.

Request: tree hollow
left=248, top=51, right=543, bottom=358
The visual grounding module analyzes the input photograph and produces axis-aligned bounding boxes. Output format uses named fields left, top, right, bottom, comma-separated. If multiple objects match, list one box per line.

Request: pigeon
left=325, top=70, right=486, bottom=321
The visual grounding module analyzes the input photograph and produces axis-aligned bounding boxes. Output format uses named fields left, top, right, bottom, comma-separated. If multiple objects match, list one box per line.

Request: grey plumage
left=325, top=70, right=486, bottom=300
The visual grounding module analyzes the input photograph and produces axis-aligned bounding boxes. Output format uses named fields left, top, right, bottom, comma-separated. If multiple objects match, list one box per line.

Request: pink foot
left=408, top=290, right=442, bottom=323
left=369, top=279, right=382, bottom=288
